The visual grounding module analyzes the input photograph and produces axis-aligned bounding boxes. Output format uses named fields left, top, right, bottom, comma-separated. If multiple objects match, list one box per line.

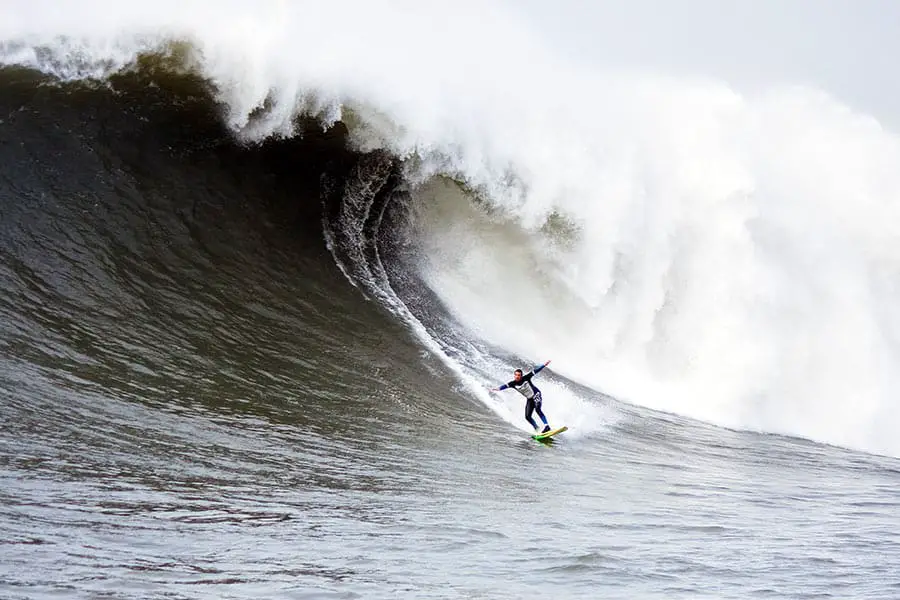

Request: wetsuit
left=498, top=364, right=549, bottom=430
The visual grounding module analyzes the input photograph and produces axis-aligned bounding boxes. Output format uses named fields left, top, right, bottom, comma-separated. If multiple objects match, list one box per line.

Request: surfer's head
left=514, top=369, right=523, bottom=381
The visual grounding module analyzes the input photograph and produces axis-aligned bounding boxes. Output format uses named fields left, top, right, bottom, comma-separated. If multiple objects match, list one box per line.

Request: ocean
left=2, top=2, right=900, bottom=598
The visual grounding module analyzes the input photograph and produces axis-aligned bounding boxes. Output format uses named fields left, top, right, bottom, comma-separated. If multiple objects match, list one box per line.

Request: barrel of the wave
left=489, top=359, right=567, bottom=442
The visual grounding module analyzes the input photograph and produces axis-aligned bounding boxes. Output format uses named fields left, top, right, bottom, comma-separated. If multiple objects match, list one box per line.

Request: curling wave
left=3, top=0, right=900, bottom=456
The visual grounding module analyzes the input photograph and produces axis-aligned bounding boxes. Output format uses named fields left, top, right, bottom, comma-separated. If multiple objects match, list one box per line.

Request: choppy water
left=1, top=58, right=900, bottom=600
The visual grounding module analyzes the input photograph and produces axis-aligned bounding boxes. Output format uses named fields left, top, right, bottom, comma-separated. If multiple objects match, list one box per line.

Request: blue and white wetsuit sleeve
left=532, top=364, right=546, bottom=375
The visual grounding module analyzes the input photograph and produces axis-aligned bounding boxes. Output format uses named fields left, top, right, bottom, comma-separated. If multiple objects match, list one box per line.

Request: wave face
left=3, top=0, right=900, bottom=457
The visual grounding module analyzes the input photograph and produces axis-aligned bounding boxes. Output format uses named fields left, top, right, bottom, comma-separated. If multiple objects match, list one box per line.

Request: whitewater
left=3, top=0, right=900, bottom=457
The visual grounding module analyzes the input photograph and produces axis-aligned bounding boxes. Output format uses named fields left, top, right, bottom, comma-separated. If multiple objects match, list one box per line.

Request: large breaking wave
left=3, top=0, right=900, bottom=456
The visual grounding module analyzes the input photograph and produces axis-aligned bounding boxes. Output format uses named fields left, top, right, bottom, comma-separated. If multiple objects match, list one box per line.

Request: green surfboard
left=532, top=425, right=568, bottom=441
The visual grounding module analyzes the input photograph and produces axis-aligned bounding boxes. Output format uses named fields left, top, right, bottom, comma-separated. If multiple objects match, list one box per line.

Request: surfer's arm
left=491, top=382, right=512, bottom=392
left=533, top=359, right=551, bottom=375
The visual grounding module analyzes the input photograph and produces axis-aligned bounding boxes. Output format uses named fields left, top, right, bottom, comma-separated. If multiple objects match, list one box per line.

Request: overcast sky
left=514, top=0, right=900, bottom=130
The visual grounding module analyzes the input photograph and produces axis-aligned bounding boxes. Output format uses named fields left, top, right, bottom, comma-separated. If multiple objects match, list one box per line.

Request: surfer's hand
left=544, top=359, right=551, bottom=366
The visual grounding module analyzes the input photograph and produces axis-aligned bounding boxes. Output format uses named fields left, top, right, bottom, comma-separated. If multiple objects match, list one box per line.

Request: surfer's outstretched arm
left=489, top=360, right=550, bottom=391
left=532, top=359, right=552, bottom=376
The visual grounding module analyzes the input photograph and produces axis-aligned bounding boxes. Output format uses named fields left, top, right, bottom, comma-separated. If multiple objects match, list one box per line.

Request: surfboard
left=532, top=425, right=568, bottom=441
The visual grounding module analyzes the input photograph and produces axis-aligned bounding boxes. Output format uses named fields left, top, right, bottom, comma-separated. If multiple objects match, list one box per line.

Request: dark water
left=2, top=66, right=900, bottom=599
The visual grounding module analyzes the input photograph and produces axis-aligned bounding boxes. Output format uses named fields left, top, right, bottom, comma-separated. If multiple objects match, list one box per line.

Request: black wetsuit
left=498, top=364, right=549, bottom=430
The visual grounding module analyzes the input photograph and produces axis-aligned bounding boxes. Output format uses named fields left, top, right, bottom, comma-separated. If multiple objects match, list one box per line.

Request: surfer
left=491, top=360, right=553, bottom=433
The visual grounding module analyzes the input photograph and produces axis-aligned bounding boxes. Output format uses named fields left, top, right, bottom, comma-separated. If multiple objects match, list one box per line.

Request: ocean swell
left=3, top=1, right=900, bottom=456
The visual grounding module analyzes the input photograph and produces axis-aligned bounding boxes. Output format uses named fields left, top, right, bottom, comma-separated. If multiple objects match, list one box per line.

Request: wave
left=3, top=0, right=900, bottom=456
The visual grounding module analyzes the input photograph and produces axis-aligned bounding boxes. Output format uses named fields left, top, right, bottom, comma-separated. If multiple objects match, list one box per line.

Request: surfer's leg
left=533, top=392, right=549, bottom=425
left=524, top=398, right=539, bottom=429
left=534, top=393, right=550, bottom=433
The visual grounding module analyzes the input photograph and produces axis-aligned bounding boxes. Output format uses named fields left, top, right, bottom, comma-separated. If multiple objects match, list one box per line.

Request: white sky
left=513, top=0, right=900, bottom=129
